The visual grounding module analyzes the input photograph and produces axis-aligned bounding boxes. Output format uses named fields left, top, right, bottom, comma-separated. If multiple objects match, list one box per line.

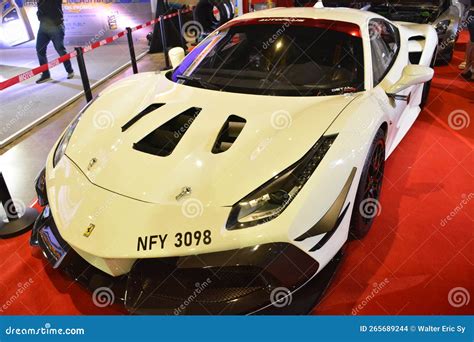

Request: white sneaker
left=458, top=61, right=466, bottom=70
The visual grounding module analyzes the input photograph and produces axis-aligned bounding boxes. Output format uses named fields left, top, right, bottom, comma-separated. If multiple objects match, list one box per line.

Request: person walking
left=461, top=13, right=474, bottom=81
left=459, top=0, right=473, bottom=80
left=35, top=0, right=74, bottom=84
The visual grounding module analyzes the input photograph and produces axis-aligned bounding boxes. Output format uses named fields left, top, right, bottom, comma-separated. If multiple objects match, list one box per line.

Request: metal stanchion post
left=177, top=9, right=186, bottom=51
left=126, top=27, right=138, bottom=74
left=149, top=0, right=166, bottom=53
left=0, top=173, right=17, bottom=220
left=75, top=47, right=93, bottom=102
left=159, top=16, right=171, bottom=69
left=0, top=172, right=37, bottom=238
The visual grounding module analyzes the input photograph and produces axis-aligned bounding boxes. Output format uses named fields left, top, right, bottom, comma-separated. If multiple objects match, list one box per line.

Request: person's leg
left=468, top=42, right=474, bottom=74
left=50, top=24, right=74, bottom=74
left=462, top=17, right=474, bottom=79
left=36, top=23, right=51, bottom=78
left=466, top=42, right=473, bottom=67
left=469, top=18, right=474, bottom=73
left=459, top=44, right=468, bottom=70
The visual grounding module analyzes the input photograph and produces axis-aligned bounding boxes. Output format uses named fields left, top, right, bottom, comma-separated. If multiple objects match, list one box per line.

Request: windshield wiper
left=176, top=75, right=219, bottom=90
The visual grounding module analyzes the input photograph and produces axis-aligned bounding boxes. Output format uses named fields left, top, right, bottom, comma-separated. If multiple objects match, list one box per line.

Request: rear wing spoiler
left=395, top=22, right=439, bottom=66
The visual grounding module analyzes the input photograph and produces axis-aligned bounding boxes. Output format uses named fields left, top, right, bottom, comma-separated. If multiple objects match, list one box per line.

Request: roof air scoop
left=212, top=115, right=246, bottom=154
left=133, top=107, right=201, bottom=157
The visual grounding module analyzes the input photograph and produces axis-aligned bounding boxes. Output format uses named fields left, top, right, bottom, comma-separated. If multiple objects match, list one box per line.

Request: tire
left=420, top=80, right=432, bottom=110
left=213, top=3, right=229, bottom=25
left=420, top=50, right=437, bottom=109
left=349, top=128, right=386, bottom=240
left=195, top=0, right=218, bottom=32
left=225, top=0, right=234, bottom=19
left=434, top=44, right=453, bottom=66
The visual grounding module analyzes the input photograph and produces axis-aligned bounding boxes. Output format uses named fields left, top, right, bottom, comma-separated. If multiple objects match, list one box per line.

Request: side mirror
left=169, top=47, right=185, bottom=69
left=386, top=65, right=434, bottom=96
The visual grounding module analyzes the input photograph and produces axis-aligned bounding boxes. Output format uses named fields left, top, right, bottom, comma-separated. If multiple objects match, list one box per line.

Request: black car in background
left=322, top=0, right=471, bottom=64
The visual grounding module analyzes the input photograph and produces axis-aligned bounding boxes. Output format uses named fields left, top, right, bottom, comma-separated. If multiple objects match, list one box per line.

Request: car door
left=369, top=18, right=407, bottom=150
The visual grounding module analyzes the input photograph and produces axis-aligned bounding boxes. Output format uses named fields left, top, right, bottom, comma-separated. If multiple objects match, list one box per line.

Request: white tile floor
left=0, top=30, right=151, bottom=145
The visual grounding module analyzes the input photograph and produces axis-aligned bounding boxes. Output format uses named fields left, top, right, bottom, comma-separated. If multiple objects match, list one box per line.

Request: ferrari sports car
left=31, top=6, right=436, bottom=314
left=324, top=0, right=470, bottom=64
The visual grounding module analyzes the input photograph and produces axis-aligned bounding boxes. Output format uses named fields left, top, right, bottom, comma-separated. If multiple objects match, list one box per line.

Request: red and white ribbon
left=0, top=8, right=194, bottom=91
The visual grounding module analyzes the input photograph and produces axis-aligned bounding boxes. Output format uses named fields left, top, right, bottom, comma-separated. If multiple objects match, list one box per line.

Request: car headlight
left=226, top=134, right=337, bottom=230
left=35, top=167, right=48, bottom=206
left=52, top=98, right=97, bottom=167
left=435, top=19, right=450, bottom=35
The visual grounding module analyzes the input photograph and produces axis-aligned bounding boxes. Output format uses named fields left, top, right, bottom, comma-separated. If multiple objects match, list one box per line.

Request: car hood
left=65, top=72, right=358, bottom=206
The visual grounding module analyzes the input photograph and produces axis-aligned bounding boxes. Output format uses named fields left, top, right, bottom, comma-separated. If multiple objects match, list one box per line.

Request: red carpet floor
left=0, top=33, right=472, bottom=316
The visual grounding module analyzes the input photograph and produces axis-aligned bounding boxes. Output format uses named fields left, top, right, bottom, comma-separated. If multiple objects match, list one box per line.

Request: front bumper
left=31, top=206, right=325, bottom=314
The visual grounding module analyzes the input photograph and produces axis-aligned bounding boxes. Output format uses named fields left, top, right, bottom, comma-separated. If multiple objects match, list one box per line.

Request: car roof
left=234, top=7, right=380, bottom=27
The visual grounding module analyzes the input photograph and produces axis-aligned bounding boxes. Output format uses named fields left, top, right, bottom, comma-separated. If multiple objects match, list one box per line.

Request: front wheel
left=420, top=50, right=437, bottom=109
left=349, top=128, right=386, bottom=240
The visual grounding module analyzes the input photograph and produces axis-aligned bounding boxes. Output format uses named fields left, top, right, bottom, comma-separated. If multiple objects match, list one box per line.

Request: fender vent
left=133, top=107, right=201, bottom=157
left=122, top=103, right=165, bottom=132
left=212, top=115, right=246, bottom=154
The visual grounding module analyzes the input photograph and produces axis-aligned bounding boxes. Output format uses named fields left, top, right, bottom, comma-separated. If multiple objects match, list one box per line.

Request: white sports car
left=31, top=6, right=437, bottom=314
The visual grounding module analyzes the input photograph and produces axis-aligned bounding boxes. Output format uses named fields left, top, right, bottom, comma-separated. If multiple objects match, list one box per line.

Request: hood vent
left=133, top=107, right=201, bottom=157
left=122, top=103, right=165, bottom=132
left=212, top=115, right=246, bottom=154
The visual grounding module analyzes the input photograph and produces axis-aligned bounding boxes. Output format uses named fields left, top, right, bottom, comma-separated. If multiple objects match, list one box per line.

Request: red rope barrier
left=0, top=8, right=193, bottom=91
left=0, top=51, right=78, bottom=91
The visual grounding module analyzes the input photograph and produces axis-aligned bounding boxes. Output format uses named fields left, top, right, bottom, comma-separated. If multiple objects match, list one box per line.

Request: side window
left=370, top=19, right=400, bottom=86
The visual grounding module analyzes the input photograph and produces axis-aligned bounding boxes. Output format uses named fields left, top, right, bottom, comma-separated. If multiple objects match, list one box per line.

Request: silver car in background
left=323, top=0, right=471, bottom=64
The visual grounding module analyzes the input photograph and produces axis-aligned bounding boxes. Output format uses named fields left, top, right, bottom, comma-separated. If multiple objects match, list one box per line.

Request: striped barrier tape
left=0, top=8, right=194, bottom=91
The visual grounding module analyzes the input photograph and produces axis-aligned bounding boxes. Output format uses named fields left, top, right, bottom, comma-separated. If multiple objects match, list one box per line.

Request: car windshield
left=172, top=19, right=364, bottom=96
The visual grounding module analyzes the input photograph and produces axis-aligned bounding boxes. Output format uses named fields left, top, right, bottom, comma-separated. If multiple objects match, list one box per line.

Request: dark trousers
left=468, top=15, right=474, bottom=42
left=36, top=22, right=73, bottom=77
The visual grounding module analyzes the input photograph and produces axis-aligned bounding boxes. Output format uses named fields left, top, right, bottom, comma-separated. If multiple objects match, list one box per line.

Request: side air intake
left=133, top=107, right=201, bottom=157
left=212, top=115, right=246, bottom=154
